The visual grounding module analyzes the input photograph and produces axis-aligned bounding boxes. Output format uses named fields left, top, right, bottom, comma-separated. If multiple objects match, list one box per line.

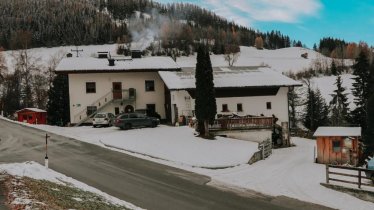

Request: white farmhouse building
left=56, top=52, right=180, bottom=125
left=55, top=52, right=301, bottom=128
left=159, top=67, right=302, bottom=125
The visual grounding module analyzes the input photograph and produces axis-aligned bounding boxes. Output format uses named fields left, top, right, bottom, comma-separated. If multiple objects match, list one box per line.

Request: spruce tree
left=288, top=88, right=302, bottom=129
left=304, top=87, right=329, bottom=131
left=350, top=51, right=370, bottom=130
left=365, top=95, right=374, bottom=156
left=47, top=74, right=70, bottom=126
left=331, top=60, right=338, bottom=76
left=195, top=46, right=216, bottom=137
left=330, top=75, right=349, bottom=126
left=2, top=70, right=22, bottom=116
left=314, top=89, right=329, bottom=129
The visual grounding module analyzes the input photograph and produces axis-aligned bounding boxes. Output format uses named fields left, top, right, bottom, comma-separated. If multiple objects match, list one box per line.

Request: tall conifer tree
left=195, top=46, right=216, bottom=137
left=350, top=51, right=370, bottom=130
left=47, top=74, right=70, bottom=126
left=331, top=60, right=338, bottom=76
left=365, top=95, right=374, bottom=156
left=330, top=75, right=349, bottom=126
left=304, top=87, right=329, bottom=131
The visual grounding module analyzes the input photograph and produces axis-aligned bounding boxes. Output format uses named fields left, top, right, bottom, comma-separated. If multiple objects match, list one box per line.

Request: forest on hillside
left=0, top=0, right=298, bottom=54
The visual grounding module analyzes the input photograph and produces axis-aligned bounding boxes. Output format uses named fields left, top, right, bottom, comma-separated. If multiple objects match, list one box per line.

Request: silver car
left=92, top=113, right=115, bottom=127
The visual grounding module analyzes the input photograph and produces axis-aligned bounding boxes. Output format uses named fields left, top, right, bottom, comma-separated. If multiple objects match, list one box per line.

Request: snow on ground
left=0, top=161, right=142, bottom=210
left=2, top=117, right=373, bottom=210
left=195, top=138, right=374, bottom=210
left=10, top=120, right=258, bottom=168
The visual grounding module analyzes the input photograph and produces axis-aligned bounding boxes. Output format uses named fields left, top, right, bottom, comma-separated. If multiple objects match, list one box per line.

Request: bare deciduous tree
left=224, top=44, right=240, bottom=66
left=13, top=49, right=42, bottom=107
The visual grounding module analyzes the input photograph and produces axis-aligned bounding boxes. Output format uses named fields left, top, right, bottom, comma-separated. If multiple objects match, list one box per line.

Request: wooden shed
left=313, top=127, right=361, bottom=166
left=16, top=108, right=47, bottom=125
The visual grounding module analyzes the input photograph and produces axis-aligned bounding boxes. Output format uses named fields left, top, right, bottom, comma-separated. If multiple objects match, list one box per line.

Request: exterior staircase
left=73, top=89, right=136, bottom=126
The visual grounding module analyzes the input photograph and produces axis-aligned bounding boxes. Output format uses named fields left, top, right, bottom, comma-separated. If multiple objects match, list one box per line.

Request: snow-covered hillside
left=3, top=45, right=352, bottom=74
left=1, top=45, right=356, bottom=108
left=2, top=44, right=119, bottom=73
left=177, top=46, right=353, bottom=73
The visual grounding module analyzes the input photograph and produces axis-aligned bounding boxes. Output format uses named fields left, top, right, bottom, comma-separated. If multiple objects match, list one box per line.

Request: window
left=222, top=104, right=229, bottom=112
left=129, top=113, right=137, bottom=118
left=145, top=80, right=155, bottom=91
left=237, top=103, right=243, bottom=112
left=115, top=107, right=120, bottom=115
left=120, top=114, right=129, bottom=119
left=146, top=104, right=156, bottom=115
left=86, top=82, right=96, bottom=93
left=332, top=140, right=341, bottom=153
left=266, top=102, right=272, bottom=110
left=87, top=106, right=97, bottom=116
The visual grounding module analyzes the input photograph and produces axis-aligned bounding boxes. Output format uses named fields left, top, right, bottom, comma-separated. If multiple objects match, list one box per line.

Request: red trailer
left=16, top=108, right=47, bottom=124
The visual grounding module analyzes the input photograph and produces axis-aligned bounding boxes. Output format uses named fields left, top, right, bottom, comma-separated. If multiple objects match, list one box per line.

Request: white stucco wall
left=69, top=72, right=166, bottom=123
left=170, top=87, right=290, bottom=125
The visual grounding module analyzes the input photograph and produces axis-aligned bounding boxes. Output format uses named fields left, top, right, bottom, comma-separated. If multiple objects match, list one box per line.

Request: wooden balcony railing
left=209, top=116, right=274, bottom=131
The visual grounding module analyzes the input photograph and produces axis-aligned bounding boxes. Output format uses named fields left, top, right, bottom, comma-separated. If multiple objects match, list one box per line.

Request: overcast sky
left=156, top=0, right=374, bottom=48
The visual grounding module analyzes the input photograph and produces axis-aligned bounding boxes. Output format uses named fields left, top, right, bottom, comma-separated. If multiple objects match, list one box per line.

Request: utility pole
left=45, top=133, right=50, bottom=168
left=71, top=46, right=83, bottom=57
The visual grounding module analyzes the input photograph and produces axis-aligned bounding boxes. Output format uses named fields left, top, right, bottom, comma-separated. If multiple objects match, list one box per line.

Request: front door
left=124, top=105, right=134, bottom=113
left=113, top=82, right=122, bottom=100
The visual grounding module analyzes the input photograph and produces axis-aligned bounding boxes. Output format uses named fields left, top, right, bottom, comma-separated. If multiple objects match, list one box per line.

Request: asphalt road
left=0, top=119, right=333, bottom=210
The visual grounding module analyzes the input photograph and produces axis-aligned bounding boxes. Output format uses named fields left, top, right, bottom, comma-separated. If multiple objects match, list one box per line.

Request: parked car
left=114, top=113, right=159, bottom=130
left=92, top=112, right=115, bottom=127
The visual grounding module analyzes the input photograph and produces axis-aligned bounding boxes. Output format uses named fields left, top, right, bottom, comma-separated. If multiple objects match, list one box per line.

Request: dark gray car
left=114, top=113, right=160, bottom=129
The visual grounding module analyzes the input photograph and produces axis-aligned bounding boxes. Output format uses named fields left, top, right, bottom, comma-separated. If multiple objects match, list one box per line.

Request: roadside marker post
left=45, top=133, right=50, bottom=168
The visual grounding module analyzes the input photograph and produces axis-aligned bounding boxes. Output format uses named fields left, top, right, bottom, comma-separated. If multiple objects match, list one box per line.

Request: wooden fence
left=326, top=164, right=374, bottom=189
left=209, top=117, right=273, bottom=131
left=259, top=138, right=272, bottom=159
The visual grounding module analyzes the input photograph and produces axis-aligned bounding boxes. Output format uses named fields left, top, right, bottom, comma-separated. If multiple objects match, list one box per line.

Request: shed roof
left=313, top=127, right=361, bottom=137
left=55, top=56, right=181, bottom=73
left=158, top=66, right=302, bottom=90
left=16, top=108, right=47, bottom=113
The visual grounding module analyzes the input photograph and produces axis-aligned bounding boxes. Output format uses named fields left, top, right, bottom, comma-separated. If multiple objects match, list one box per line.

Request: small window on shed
left=332, top=140, right=341, bottom=153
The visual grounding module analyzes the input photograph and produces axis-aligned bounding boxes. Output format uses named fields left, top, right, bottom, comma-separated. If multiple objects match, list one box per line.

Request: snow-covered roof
left=55, top=56, right=181, bottom=72
left=313, top=127, right=361, bottom=137
left=16, top=108, right=47, bottom=113
left=158, top=66, right=302, bottom=90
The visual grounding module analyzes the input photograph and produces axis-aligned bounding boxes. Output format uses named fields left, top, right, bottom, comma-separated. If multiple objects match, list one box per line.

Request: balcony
left=113, top=88, right=136, bottom=102
left=209, top=116, right=274, bottom=131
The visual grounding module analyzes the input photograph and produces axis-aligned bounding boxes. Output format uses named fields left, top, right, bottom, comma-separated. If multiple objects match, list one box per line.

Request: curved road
left=0, top=119, right=332, bottom=210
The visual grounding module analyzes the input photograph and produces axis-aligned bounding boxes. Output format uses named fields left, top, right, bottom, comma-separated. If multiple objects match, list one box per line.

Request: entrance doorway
left=113, top=82, right=122, bottom=100
left=124, top=105, right=134, bottom=113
